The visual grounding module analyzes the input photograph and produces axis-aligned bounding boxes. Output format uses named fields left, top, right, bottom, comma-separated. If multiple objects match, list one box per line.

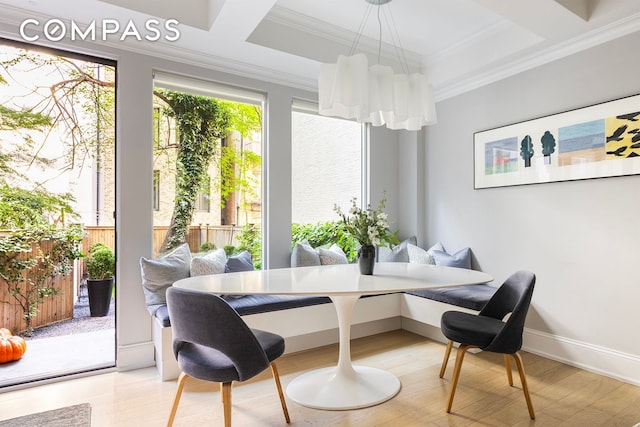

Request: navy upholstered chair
left=166, top=287, right=290, bottom=427
left=439, top=270, right=536, bottom=419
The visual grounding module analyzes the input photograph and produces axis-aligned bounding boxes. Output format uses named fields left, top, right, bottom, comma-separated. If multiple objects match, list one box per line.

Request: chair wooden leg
left=504, top=354, right=513, bottom=386
left=270, top=362, right=290, bottom=423
left=446, top=344, right=471, bottom=413
left=221, top=382, right=232, bottom=427
left=439, top=340, right=454, bottom=378
left=512, top=352, right=535, bottom=420
left=167, top=372, right=189, bottom=427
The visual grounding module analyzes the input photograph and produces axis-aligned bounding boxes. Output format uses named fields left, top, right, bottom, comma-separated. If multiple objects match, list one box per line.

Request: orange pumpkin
left=0, top=328, right=27, bottom=363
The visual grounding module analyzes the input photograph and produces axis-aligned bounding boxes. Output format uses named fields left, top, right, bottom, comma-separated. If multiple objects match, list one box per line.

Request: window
left=196, top=176, right=211, bottom=212
left=152, top=71, right=264, bottom=266
left=152, top=170, right=160, bottom=211
left=292, top=101, right=365, bottom=224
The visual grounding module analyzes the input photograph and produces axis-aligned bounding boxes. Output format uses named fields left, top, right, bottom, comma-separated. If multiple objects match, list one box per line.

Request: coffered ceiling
left=1, top=0, right=639, bottom=100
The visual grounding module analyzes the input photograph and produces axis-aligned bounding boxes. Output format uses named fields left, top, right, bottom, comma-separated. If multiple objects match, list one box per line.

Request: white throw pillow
left=407, top=243, right=435, bottom=265
left=318, top=244, right=348, bottom=265
left=190, top=248, right=227, bottom=276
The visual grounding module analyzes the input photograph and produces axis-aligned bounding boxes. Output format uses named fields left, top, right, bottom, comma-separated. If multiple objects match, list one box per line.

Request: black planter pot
left=87, top=277, right=114, bottom=317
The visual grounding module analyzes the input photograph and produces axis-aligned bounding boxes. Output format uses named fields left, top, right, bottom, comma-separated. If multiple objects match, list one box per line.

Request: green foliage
left=87, top=246, right=115, bottom=280
left=0, top=186, right=77, bottom=229
left=218, top=144, right=261, bottom=209
left=237, top=224, right=261, bottom=267
left=520, top=135, right=534, bottom=160
left=0, top=105, right=51, bottom=131
left=291, top=221, right=361, bottom=262
left=0, top=224, right=84, bottom=335
left=88, top=242, right=109, bottom=254
left=232, top=221, right=370, bottom=265
left=0, top=67, right=51, bottom=132
left=541, top=131, right=556, bottom=156
left=223, top=245, right=236, bottom=256
left=0, top=183, right=83, bottom=335
left=155, top=89, right=232, bottom=252
left=199, top=242, right=216, bottom=252
left=219, top=101, right=261, bottom=139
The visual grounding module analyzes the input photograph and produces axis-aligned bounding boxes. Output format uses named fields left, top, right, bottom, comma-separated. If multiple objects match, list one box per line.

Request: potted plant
left=86, top=243, right=115, bottom=317
left=334, top=193, right=398, bottom=275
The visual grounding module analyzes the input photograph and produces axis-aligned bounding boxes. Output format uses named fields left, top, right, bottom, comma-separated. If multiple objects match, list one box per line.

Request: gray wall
left=424, top=32, right=640, bottom=378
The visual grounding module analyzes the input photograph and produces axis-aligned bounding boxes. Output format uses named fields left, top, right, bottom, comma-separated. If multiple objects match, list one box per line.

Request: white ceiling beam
left=98, top=0, right=214, bottom=30
left=470, top=0, right=590, bottom=40
left=554, top=0, right=598, bottom=21
left=208, top=0, right=278, bottom=41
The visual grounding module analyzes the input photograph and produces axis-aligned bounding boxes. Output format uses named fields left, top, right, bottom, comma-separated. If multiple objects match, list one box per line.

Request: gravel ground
left=23, top=284, right=115, bottom=340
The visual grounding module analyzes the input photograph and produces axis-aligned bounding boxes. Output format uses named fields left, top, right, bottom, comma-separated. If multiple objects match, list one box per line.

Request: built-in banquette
left=142, top=240, right=496, bottom=380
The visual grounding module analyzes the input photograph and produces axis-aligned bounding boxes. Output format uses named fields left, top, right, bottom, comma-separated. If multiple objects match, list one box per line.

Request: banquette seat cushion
left=406, top=284, right=497, bottom=311
left=154, top=294, right=332, bottom=327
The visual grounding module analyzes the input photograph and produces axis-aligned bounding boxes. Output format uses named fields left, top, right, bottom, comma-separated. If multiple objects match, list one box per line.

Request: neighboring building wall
left=291, top=113, right=362, bottom=224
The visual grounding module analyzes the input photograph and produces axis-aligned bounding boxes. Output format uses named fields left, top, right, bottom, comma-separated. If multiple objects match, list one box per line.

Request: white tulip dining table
left=173, top=262, right=493, bottom=410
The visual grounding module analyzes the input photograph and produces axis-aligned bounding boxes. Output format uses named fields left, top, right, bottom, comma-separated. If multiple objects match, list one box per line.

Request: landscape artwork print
left=474, top=94, right=640, bottom=188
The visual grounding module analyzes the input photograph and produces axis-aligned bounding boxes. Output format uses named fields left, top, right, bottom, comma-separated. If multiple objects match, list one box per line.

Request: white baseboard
left=402, top=316, right=640, bottom=386
left=523, top=328, right=640, bottom=386
left=401, top=317, right=446, bottom=343
left=117, top=341, right=155, bottom=372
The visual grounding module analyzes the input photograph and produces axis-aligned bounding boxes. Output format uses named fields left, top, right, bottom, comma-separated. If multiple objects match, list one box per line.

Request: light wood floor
left=0, top=330, right=638, bottom=426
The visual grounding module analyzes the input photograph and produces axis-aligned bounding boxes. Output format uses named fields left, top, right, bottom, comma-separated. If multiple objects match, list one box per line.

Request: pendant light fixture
left=318, top=0, right=437, bottom=131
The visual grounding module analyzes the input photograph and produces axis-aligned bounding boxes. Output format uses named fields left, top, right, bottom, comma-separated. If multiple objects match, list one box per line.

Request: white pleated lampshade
left=319, top=53, right=369, bottom=122
left=386, top=73, right=437, bottom=131
left=367, top=63, right=395, bottom=126
left=319, top=54, right=437, bottom=131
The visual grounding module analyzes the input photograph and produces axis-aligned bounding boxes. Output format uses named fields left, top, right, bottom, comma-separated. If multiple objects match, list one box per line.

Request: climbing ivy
left=155, top=90, right=231, bottom=252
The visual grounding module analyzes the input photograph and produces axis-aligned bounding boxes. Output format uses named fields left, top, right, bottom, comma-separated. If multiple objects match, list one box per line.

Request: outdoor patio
left=0, top=285, right=116, bottom=388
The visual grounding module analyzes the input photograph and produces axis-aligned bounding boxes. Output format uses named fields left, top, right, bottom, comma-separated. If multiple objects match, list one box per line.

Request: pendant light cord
left=349, top=4, right=373, bottom=56
left=376, top=4, right=383, bottom=64
left=349, top=0, right=412, bottom=72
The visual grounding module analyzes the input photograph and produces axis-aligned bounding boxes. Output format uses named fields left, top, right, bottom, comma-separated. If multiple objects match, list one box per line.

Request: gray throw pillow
left=378, top=236, right=417, bottom=262
left=225, top=250, right=255, bottom=273
left=191, top=248, right=227, bottom=276
left=291, top=240, right=321, bottom=267
left=318, top=244, right=348, bottom=265
left=140, top=243, right=191, bottom=314
left=223, top=251, right=254, bottom=299
left=432, top=247, right=471, bottom=269
left=427, top=241, right=445, bottom=256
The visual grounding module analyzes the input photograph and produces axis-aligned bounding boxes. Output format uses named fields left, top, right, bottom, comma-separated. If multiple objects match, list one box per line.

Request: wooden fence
left=1, top=225, right=243, bottom=333
left=0, top=239, right=76, bottom=333
left=76, top=224, right=243, bottom=279
left=81, top=224, right=242, bottom=256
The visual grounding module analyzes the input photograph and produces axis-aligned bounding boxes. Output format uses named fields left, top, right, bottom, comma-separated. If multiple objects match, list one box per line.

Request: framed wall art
left=474, top=94, right=640, bottom=189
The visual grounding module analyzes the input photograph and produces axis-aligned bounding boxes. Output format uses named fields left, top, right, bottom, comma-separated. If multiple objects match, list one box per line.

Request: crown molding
left=434, top=11, right=640, bottom=101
